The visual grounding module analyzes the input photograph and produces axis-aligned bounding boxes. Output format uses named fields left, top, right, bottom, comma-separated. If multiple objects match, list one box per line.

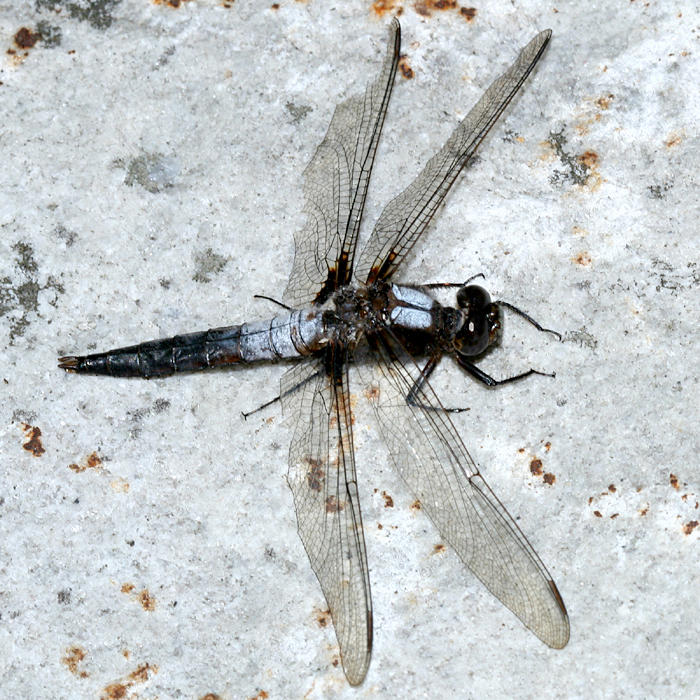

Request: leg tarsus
left=456, top=355, right=556, bottom=387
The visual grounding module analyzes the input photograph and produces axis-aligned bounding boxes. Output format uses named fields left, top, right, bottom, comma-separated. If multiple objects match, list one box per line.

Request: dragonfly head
left=454, top=285, right=502, bottom=356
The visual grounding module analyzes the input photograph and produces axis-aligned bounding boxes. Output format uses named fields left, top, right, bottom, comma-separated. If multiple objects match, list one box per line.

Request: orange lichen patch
left=572, top=251, right=592, bottom=266
left=110, top=478, right=130, bottom=493
left=579, top=150, right=599, bottom=169
left=381, top=490, right=394, bottom=508
left=14, top=27, right=40, bottom=49
left=433, top=543, right=446, bottom=554
left=371, top=0, right=400, bottom=16
left=152, top=0, right=192, bottom=7
left=399, top=54, right=414, bottom=79
left=415, top=0, right=458, bottom=16
left=248, top=691, right=269, bottom=700
left=305, top=458, right=325, bottom=492
left=139, top=589, right=156, bottom=611
left=543, top=473, right=556, bottom=486
left=315, top=607, right=331, bottom=628
left=682, top=520, right=698, bottom=535
left=529, top=459, right=543, bottom=476
left=669, top=473, right=679, bottom=489
left=460, top=7, right=477, bottom=21
left=120, top=584, right=155, bottom=611
left=62, top=645, right=89, bottom=678
left=325, top=495, right=345, bottom=513
left=664, top=131, right=683, bottom=148
left=363, top=384, right=381, bottom=401
left=595, top=94, right=614, bottom=110
left=21, top=423, right=45, bottom=456
left=69, top=452, right=102, bottom=473
left=101, top=664, right=158, bottom=700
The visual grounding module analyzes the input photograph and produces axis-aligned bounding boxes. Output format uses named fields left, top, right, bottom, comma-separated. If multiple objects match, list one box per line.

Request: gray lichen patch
left=35, top=0, right=122, bottom=31
left=1, top=242, right=64, bottom=341
left=192, top=248, right=227, bottom=283
left=119, top=152, right=180, bottom=194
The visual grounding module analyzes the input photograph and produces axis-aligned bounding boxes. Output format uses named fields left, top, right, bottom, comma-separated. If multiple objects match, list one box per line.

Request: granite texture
left=1, top=1, right=697, bottom=698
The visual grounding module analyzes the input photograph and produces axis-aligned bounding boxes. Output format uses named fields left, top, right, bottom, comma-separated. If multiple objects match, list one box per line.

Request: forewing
left=362, top=331, right=570, bottom=649
left=356, top=30, right=551, bottom=285
left=281, top=349, right=373, bottom=685
left=283, top=19, right=400, bottom=307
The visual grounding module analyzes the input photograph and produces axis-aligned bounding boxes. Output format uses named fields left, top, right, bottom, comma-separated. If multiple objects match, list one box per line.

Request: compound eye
left=456, top=284, right=491, bottom=310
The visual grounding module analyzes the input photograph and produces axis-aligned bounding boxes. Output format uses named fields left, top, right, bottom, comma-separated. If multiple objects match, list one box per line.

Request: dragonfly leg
left=455, top=354, right=556, bottom=387
left=253, top=294, right=293, bottom=311
left=423, top=273, right=485, bottom=289
left=241, top=365, right=324, bottom=420
left=406, top=354, right=471, bottom=414
left=497, top=300, right=562, bottom=340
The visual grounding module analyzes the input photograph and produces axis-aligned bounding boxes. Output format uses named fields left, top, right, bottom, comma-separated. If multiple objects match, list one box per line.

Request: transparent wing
left=361, top=331, right=569, bottom=649
left=283, top=19, right=400, bottom=307
left=281, top=348, right=373, bottom=685
left=355, top=30, right=551, bottom=285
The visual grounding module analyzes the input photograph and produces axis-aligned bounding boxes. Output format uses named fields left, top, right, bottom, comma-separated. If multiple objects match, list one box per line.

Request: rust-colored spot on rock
left=69, top=452, right=102, bottom=473
left=306, top=458, right=325, bottom=492
left=682, top=520, right=698, bottom=535
left=543, top=473, right=556, bottom=485
left=410, top=499, right=421, bottom=511
left=371, top=1, right=399, bottom=19
left=14, top=27, right=40, bottom=49
left=544, top=441, right=552, bottom=451
left=315, top=607, right=331, bottom=628
left=62, top=645, right=89, bottom=678
left=610, top=513, right=619, bottom=519
left=433, top=543, right=446, bottom=554
left=579, top=150, right=599, bottom=169
left=608, top=484, right=617, bottom=493
left=573, top=251, right=592, bottom=266
left=199, top=694, right=223, bottom=700
left=248, top=692, right=269, bottom=700
left=530, top=459, right=543, bottom=476
left=101, top=664, right=158, bottom=700
left=325, top=495, right=344, bottom=513
left=460, top=7, right=477, bottom=21
left=669, top=473, right=679, bottom=489
left=152, top=0, right=191, bottom=7
left=593, top=510, right=602, bottom=518
left=111, top=478, right=130, bottom=493
left=664, top=132, right=682, bottom=148
left=121, top=583, right=135, bottom=594
left=270, top=2, right=279, bottom=8
left=139, top=589, right=156, bottom=611
left=21, top=423, right=45, bottom=456
left=595, top=94, right=614, bottom=110
left=399, top=54, right=414, bottom=79
left=381, top=490, right=394, bottom=508
left=639, top=506, right=649, bottom=516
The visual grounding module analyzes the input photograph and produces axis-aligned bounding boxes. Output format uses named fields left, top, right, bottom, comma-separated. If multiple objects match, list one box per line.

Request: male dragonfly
left=59, top=19, right=569, bottom=685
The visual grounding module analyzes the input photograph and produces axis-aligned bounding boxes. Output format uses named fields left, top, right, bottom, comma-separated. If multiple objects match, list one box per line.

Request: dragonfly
left=59, top=19, right=569, bottom=685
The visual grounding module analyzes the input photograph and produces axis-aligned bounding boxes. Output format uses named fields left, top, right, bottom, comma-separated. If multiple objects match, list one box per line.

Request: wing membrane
left=361, top=331, right=569, bottom=649
left=356, top=30, right=551, bottom=285
left=281, top=349, right=372, bottom=684
left=283, top=19, right=400, bottom=306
